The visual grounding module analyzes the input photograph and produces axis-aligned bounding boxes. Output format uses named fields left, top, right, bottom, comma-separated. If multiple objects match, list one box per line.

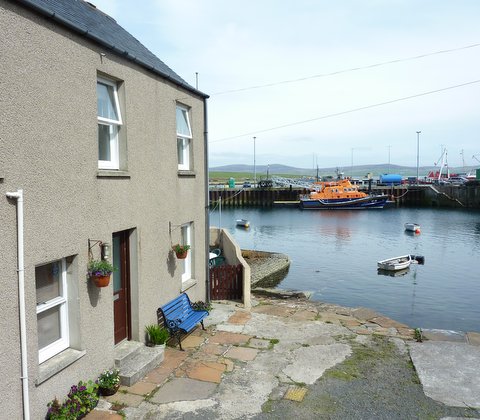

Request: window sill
left=97, top=170, right=130, bottom=178
left=177, top=170, right=196, bottom=178
left=36, top=348, right=86, bottom=385
left=181, top=278, right=197, bottom=292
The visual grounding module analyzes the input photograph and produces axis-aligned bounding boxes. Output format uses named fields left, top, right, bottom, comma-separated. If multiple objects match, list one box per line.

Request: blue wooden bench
left=157, top=293, right=209, bottom=351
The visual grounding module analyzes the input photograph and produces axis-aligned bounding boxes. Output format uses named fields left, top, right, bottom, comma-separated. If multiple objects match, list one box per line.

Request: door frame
left=113, top=230, right=132, bottom=344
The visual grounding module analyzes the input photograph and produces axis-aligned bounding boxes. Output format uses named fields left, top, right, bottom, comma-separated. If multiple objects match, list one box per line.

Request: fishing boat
left=404, top=223, right=420, bottom=233
left=236, top=219, right=250, bottom=228
left=377, top=255, right=412, bottom=271
left=299, top=178, right=389, bottom=210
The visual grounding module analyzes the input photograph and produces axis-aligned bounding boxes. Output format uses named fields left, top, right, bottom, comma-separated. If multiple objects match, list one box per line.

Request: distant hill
left=210, top=163, right=478, bottom=178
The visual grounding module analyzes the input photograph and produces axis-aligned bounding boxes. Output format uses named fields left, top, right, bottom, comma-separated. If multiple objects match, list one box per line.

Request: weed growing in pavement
left=414, top=328, right=423, bottom=342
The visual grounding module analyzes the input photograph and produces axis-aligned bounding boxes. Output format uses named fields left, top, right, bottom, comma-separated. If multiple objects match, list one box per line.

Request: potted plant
left=96, top=368, right=120, bottom=396
left=145, top=324, right=169, bottom=347
left=87, top=259, right=115, bottom=287
left=172, top=244, right=190, bottom=259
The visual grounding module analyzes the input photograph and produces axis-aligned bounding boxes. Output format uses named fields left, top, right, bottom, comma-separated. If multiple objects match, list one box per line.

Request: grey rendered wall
left=0, top=2, right=206, bottom=418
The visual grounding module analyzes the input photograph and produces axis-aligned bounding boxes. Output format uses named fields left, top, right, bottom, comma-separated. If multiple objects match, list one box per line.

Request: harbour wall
left=209, top=184, right=480, bottom=209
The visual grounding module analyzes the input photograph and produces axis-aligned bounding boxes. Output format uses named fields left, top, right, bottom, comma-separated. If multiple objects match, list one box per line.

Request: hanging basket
left=174, top=250, right=188, bottom=259
left=90, top=274, right=111, bottom=287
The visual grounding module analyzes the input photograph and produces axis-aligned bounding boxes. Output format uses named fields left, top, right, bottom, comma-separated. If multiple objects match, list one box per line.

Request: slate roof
left=16, top=0, right=207, bottom=98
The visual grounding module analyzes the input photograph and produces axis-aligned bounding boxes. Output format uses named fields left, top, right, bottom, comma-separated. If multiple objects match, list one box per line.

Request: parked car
left=243, top=181, right=252, bottom=188
left=448, top=177, right=467, bottom=185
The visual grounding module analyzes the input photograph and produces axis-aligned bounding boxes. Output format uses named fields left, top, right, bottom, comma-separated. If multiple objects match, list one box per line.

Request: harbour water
left=211, top=207, right=480, bottom=333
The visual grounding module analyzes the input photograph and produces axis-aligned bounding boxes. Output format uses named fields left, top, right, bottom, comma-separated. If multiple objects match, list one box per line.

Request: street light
left=253, top=136, right=256, bottom=188
left=416, top=131, right=421, bottom=184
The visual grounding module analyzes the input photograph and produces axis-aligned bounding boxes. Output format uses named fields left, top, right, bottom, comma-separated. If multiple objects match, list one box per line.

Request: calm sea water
left=211, top=207, right=480, bottom=333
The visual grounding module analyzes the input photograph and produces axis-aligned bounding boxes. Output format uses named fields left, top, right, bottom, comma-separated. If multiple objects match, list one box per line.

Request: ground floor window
left=35, top=258, right=69, bottom=363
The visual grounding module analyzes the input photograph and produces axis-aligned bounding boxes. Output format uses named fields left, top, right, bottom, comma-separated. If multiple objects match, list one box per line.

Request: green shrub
left=145, top=324, right=169, bottom=345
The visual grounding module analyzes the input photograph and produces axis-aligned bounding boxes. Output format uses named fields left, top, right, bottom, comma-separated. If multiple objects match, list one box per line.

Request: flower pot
left=99, top=384, right=119, bottom=396
left=175, top=250, right=188, bottom=259
left=90, top=274, right=111, bottom=287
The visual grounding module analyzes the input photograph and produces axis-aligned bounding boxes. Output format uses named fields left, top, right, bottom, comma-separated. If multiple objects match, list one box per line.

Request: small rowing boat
left=404, top=223, right=420, bottom=233
left=377, top=254, right=412, bottom=271
left=236, top=219, right=250, bottom=228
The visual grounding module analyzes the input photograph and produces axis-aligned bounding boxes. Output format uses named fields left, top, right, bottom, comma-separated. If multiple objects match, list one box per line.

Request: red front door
left=113, top=230, right=131, bottom=344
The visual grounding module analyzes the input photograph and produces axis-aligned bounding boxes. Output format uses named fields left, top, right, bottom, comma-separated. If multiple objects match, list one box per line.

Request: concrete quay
left=86, top=296, right=480, bottom=419
left=241, top=249, right=291, bottom=289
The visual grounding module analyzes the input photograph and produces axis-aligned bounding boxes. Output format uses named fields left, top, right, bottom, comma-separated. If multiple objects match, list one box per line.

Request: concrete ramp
left=409, top=341, right=480, bottom=408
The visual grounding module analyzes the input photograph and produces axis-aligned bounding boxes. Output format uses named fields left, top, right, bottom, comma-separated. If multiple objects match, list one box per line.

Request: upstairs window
left=97, top=78, right=122, bottom=169
left=176, top=105, right=192, bottom=170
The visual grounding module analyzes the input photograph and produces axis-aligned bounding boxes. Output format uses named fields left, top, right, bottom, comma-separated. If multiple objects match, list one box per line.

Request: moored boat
left=377, top=254, right=412, bottom=271
left=236, top=218, right=250, bottom=228
left=404, top=223, right=420, bottom=233
left=299, top=178, right=389, bottom=210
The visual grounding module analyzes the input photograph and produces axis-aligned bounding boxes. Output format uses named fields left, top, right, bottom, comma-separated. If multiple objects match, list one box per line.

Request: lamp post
left=416, top=131, right=421, bottom=184
left=253, top=136, right=256, bottom=188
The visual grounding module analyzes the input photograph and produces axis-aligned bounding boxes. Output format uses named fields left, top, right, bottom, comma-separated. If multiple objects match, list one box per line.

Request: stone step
left=114, top=341, right=165, bottom=386
left=114, top=340, right=144, bottom=370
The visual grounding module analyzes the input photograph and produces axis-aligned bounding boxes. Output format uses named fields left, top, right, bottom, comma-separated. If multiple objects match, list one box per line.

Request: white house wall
left=0, top=2, right=207, bottom=418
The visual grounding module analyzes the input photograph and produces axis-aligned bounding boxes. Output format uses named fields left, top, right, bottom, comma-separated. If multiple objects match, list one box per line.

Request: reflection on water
left=377, top=267, right=410, bottom=277
left=212, top=207, right=480, bottom=333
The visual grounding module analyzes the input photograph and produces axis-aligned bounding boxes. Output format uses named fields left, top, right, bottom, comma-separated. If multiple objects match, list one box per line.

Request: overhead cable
left=210, top=79, right=480, bottom=143
left=211, top=43, right=480, bottom=96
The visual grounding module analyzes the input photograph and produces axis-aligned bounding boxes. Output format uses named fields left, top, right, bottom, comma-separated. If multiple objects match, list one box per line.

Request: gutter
left=203, top=98, right=211, bottom=303
left=6, top=190, right=30, bottom=420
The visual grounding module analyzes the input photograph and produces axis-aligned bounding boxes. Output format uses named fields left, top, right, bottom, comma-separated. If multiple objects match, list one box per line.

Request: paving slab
left=227, top=311, right=252, bottom=324
left=209, top=331, right=251, bottom=345
left=370, top=315, right=409, bottom=329
left=251, top=304, right=294, bottom=317
left=149, top=377, right=217, bottom=404
left=282, top=343, right=352, bottom=385
left=248, top=338, right=271, bottom=349
left=104, top=391, right=144, bottom=407
left=351, top=307, right=380, bottom=321
left=409, top=341, right=480, bottom=408
left=84, top=410, right=124, bottom=419
left=289, top=309, right=318, bottom=321
left=224, top=346, right=259, bottom=362
left=180, top=335, right=205, bottom=349
left=124, top=380, right=157, bottom=396
left=215, top=323, right=246, bottom=333
left=186, top=361, right=226, bottom=383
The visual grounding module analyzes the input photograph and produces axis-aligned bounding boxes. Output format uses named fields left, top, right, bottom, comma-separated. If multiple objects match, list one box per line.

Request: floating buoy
left=415, top=229, right=421, bottom=234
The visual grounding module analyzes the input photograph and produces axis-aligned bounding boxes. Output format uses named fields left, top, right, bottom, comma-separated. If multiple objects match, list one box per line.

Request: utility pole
left=416, top=131, right=421, bottom=184
left=253, top=136, right=256, bottom=188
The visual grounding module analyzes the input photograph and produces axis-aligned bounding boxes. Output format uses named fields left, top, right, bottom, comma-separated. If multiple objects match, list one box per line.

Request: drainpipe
left=6, top=189, right=30, bottom=420
left=203, top=98, right=210, bottom=303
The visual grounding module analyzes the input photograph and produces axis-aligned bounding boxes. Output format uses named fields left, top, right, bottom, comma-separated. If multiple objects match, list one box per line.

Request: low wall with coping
left=210, top=227, right=251, bottom=309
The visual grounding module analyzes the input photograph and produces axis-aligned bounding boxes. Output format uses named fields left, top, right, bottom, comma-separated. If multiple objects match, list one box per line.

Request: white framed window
left=180, top=223, right=193, bottom=282
left=97, top=77, right=122, bottom=169
left=36, top=259, right=69, bottom=363
left=176, top=105, right=192, bottom=170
